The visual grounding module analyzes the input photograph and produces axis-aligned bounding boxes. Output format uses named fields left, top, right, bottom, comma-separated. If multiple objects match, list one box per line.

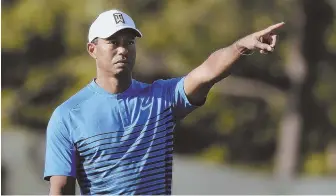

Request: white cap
left=88, top=9, right=142, bottom=42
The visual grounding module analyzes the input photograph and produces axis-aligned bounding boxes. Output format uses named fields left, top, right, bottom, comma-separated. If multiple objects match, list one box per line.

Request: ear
left=87, top=42, right=97, bottom=59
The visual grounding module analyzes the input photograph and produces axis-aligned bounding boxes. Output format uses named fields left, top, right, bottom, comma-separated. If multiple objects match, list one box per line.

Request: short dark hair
left=91, top=38, right=98, bottom=45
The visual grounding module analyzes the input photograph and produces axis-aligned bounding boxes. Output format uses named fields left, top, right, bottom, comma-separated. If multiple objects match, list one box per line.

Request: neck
left=95, top=71, right=132, bottom=94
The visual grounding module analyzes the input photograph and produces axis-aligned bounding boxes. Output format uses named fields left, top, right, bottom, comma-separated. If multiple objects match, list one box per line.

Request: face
left=87, top=29, right=137, bottom=77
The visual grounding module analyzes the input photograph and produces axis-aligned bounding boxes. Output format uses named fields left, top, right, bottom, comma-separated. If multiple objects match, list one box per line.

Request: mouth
left=115, top=60, right=128, bottom=65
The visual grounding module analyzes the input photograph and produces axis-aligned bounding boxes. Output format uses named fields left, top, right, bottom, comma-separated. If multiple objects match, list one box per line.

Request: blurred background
left=2, top=0, right=336, bottom=194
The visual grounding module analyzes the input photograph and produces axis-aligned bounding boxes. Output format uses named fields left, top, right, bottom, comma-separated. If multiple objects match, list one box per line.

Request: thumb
left=255, top=41, right=273, bottom=52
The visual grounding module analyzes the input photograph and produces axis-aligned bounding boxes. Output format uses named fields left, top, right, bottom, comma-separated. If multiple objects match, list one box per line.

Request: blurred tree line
left=2, top=0, right=336, bottom=178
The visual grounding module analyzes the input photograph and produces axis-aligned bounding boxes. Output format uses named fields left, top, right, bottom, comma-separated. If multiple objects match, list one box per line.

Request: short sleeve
left=43, top=109, right=77, bottom=181
left=159, top=76, right=203, bottom=120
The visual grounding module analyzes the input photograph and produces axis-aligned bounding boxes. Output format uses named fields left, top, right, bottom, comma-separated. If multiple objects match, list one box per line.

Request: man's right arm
left=183, top=22, right=285, bottom=105
left=49, top=176, right=76, bottom=195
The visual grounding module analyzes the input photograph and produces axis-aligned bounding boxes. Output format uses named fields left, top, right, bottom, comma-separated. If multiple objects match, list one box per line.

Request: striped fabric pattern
left=44, top=77, right=198, bottom=195
left=75, top=107, right=174, bottom=195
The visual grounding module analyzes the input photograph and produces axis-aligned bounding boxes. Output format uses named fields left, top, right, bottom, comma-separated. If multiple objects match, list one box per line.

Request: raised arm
left=184, top=22, right=285, bottom=105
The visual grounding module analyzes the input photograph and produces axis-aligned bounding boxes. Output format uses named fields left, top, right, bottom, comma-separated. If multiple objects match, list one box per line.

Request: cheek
left=129, top=47, right=136, bottom=59
left=97, top=47, right=116, bottom=60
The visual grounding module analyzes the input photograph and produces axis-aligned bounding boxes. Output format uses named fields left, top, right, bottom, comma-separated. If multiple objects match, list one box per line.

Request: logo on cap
left=113, top=13, right=125, bottom=24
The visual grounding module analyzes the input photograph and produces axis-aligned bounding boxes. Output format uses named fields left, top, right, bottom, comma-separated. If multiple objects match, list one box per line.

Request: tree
left=2, top=0, right=336, bottom=176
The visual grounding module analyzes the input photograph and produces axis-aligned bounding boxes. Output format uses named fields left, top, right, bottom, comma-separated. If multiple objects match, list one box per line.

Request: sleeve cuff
left=43, top=172, right=76, bottom=181
left=178, top=76, right=206, bottom=107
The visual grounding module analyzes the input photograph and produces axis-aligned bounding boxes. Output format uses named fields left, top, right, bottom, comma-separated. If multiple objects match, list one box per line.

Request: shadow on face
left=88, top=29, right=140, bottom=78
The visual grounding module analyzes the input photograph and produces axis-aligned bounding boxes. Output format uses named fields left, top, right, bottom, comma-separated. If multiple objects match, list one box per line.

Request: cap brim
left=119, top=27, right=142, bottom=38
left=100, top=26, right=142, bottom=39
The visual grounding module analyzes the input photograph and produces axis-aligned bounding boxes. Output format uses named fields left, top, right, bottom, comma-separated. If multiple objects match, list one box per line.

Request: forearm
left=184, top=42, right=247, bottom=104
left=184, top=22, right=284, bottom=104
left=201, top=42, right=247, bottom=84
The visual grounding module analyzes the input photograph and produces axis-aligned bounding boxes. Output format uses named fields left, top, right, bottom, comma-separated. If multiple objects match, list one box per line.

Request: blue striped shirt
left=44, top=77, right=199, bottom=195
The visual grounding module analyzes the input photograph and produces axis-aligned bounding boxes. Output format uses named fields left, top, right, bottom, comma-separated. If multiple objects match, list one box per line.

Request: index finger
left=256, top=22, right=285, bottom=36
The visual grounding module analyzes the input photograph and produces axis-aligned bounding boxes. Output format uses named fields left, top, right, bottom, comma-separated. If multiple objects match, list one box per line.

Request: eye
left=108, top=40, right=118, bottom=45
left=128, top=40, right=135, bottom=45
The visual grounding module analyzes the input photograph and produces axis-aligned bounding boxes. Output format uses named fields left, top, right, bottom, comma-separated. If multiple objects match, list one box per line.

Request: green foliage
left=2, top=0, right=336, bottom=175
left=304, top=153, right=329, bottom=175
left=199, top=144, right=227, bottom=164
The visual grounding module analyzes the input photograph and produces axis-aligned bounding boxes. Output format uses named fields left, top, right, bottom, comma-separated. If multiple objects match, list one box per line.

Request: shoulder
left=132, top=77, right=184, bottom=88
left=152, top=77, right=185, bottom=90
left=52, top=84, right=95, bottom=120
left=130, top=78, right=179, bottom=94
left=132, top=79, right=151, bottom=89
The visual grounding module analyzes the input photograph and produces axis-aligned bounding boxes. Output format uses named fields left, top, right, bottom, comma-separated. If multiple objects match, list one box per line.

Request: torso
left=67, top=80, right=175, bottom=195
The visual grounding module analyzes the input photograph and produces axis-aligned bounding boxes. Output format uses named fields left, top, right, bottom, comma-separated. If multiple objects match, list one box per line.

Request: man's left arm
left=184, top=22, right=285, bottom=105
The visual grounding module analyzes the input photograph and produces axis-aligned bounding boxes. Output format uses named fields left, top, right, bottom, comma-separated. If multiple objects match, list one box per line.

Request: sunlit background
left=2, top=0, right=336, bottom=194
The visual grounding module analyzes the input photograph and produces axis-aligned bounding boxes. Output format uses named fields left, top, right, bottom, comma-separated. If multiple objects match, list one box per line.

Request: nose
left=116, top=45, right=128, bottom=56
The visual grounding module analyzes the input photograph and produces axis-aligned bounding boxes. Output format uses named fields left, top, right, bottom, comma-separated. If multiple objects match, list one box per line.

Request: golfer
left=44, top=9, right=284, bottom=195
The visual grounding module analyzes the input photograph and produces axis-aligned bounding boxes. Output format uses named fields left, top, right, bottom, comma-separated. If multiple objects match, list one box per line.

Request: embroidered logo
left=113, top=13, right=125, bottom=24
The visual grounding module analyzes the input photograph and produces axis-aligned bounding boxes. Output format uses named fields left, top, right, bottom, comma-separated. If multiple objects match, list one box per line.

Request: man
left=44, top=9, right=284, bottom=195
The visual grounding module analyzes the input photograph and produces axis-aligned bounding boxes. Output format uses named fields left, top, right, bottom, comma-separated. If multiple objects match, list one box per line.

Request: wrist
left=234, top=40, right=254, bottom=56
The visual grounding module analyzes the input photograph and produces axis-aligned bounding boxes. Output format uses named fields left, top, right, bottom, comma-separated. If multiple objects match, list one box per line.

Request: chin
left=114, top=68, right=131, bottom=77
